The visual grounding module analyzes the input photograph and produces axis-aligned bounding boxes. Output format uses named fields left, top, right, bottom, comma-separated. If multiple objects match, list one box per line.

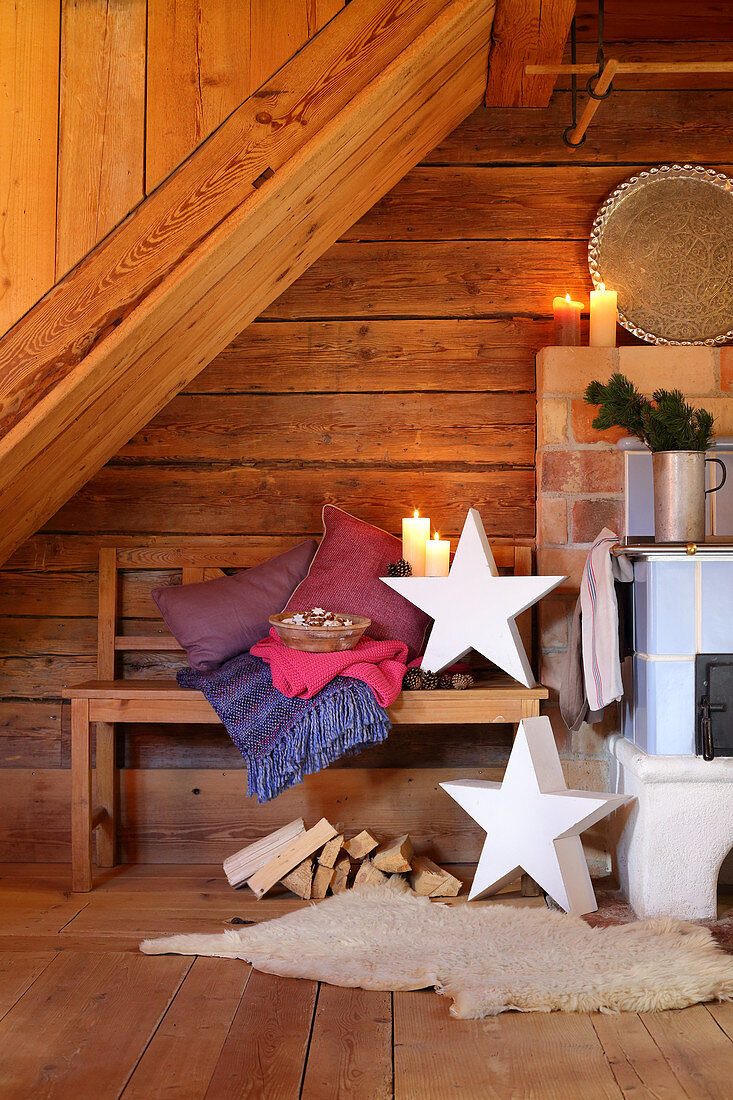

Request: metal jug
left=652, top=451, right=727, bottom=543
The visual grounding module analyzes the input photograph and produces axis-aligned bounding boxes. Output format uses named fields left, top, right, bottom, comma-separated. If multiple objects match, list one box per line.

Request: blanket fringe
left=246, top=685, right=390, bottom=803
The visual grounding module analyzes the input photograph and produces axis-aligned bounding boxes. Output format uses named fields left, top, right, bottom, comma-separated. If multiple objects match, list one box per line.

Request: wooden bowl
left=269, top=612, right=371, bottom=652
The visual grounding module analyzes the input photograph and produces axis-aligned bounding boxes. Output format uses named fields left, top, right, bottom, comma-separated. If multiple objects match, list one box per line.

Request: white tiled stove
left=624, top=553, right=733, bottom=755
left=612, top=545, right=733, bottom=920
left=610, top=440, right=733, bottom=919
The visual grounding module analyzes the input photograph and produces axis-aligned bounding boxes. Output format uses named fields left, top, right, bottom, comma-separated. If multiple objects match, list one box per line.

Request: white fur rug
left=140, top=879, right=733, bottom=1018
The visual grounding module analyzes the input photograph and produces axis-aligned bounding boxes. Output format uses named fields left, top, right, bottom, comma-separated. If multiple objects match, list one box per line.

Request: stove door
left=696, top=654, right=733, bottom=758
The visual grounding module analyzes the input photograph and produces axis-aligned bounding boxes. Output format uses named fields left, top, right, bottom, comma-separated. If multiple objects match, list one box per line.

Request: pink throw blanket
left=251, top=630, right=408, bottom=706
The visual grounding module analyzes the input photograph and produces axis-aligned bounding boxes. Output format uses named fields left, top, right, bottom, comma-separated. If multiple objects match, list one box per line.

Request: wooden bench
left=63, top=542, right=548, bottom=891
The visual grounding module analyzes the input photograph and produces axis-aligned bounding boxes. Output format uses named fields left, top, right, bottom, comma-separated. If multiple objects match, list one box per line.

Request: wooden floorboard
left=707, top=999, right=733, bottom=1041
left=393, top=992, right=624, bottom=1099
left=0, top=950, right=191, bottom=1099
left=122, top=957, right=251, bottom=1099
left=301, top=984, right=392, bottom=1099
left=0, top=884, right=88, bottom=935
left=205, top=970, right=317, bottom=1099
left=0, top=864, right=731, bottom=1098
left=640, top=1005, right=733, bottom=1100
left=0, top=952, right=57, bottom=1021
left=0, top=863, right=544, bottom=954
left=591, top=1011, right=691, bottom=1098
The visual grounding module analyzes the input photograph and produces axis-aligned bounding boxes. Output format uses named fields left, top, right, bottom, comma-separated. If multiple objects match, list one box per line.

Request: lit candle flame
left=597, top=282, right=605, bottom=292
left=565, top=293, right=571, bottom=303
left=413, top=509, right=419, bottom=519
left=434, top=532, right=440, bottom=541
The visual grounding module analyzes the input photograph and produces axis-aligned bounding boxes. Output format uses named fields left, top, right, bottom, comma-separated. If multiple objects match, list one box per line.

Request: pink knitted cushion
left=285, top=505, right=431, bottom=661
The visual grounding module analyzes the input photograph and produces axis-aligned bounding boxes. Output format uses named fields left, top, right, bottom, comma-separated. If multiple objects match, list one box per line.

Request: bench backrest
left=97, top=540, right=534, bottom=679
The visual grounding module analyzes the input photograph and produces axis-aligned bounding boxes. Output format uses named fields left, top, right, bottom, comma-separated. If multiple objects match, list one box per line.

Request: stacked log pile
left=223, top=818, right=462, bottom=900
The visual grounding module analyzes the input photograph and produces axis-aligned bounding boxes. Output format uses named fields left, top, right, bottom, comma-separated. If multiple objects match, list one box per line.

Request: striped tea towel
left=580, top=528, right=633, bottom=713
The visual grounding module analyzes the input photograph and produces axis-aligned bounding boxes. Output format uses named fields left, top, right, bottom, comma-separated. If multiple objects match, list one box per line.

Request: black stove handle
left=699, top=696, right=726, bottom=761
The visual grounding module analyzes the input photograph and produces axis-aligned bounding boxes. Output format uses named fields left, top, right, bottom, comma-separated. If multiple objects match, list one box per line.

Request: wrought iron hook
left=562, top=18, right=586, bottom=147
left=586, top=0, right=613, bottom=100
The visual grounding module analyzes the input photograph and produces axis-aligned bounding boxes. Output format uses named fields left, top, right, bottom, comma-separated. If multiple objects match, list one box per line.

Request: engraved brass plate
left=589, top=165, right=733, bottom=345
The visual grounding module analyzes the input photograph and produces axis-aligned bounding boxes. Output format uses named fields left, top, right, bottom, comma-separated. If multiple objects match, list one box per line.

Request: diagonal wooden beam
left=485, top=0, right=575, bottom=107
left=0, top=0, right=495, bottom=566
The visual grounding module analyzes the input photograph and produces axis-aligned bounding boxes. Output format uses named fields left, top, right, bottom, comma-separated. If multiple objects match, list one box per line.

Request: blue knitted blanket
left=177, top=653, right=390, bottom=803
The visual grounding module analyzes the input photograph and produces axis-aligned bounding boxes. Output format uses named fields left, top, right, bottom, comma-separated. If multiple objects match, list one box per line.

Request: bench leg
left=71, top=698, right=93, bottom=892
left=520, top=697, right=542, bottom=897
left=521, top=699, right=541, bottom=720
left=95, top=721, right=117, bottom=867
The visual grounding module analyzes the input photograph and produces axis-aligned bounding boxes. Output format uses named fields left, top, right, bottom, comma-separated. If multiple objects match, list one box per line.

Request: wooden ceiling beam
left=0, top=0, right=495, bottom=566
left=485, top=0, right=576, bottom=107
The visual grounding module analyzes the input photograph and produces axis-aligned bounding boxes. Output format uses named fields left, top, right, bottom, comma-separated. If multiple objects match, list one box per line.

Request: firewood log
left=318, top=834, right=344, bottom=868
left=410, top=856, right=462, bottom=897
left=281, top=857, right=314, bottom=899
left=247, top=818, right=336, bottom=899
left=373, top=833, right=413, bottom=873
left=223, top=818, right=306, bottom=887
left=343, top=829, right=378, bottom=860
left=331, top=854, right=351, bottom=894
left=312, top=863, right=336, bottom=899
left=353, top=860, right=388, bottom=888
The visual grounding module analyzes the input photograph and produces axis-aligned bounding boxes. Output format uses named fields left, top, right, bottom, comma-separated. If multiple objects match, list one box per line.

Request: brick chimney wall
left=536, top=346, right=733, bottom=789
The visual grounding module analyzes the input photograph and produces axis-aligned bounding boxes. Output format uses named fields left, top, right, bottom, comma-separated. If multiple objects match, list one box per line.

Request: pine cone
left=387, top=558, right=413, bottom=577
left=421, top=670, right=440, bottom=690
left=452, top=673, right=474, bottom=690
left=438, top=674, right=454, bottom=690
left=402, top=667, right=423, bottom=691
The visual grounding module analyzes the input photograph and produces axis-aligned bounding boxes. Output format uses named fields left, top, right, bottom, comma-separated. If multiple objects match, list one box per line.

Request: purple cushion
left=152, top=540, right=318, bottom=671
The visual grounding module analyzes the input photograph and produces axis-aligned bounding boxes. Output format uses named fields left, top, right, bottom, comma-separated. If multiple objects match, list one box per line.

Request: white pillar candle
left=425, top=533, right=450, bottom=577
left=402, top=509, right=430, bottom=577
left=589, top=283, right=618, bottom=347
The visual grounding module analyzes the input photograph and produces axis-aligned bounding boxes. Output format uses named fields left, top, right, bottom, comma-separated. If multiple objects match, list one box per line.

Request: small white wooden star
left=381, top=508, right=565, bottom=686
left=441, top=717, right=631, bottom=914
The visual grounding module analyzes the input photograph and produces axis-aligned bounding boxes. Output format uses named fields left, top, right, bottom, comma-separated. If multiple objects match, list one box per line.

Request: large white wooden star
left=441, top=717, right=631, bottom=914
left=381, top=508, right=566, bottom=686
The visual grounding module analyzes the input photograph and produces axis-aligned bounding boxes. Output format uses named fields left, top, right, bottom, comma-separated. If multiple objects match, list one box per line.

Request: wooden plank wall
left=0, top=1, right=59, bottom=332
left=2, top=4, right=733, bottom=863
left=0, top=0, right=342, bottom=331
left=56, top=0, right=147, bottom=278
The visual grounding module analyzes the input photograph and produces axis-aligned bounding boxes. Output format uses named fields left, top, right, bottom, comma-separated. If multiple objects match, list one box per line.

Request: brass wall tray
left=589, top=164, right=733, bottom=345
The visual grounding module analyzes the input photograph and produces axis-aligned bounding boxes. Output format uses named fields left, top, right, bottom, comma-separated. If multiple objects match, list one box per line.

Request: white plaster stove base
left=608, top=735, right=733, bottom=920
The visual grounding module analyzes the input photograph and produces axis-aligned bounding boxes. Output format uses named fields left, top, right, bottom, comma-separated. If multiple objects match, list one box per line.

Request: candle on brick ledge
left=402, top=509, right=430, bottom=577
left=553, top=293, right=582, bottom=346
left=590, top=283, right=618, bottom=347
left=426, top=532, right=450, bottom=577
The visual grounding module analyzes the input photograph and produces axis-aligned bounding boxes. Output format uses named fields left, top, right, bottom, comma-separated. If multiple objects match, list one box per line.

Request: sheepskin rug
left=140, top=879, right=733, bottom=1018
